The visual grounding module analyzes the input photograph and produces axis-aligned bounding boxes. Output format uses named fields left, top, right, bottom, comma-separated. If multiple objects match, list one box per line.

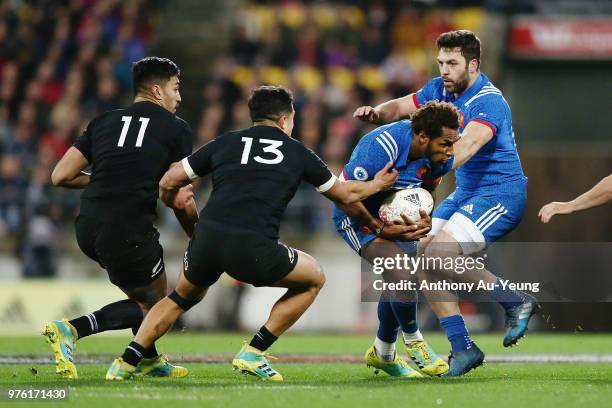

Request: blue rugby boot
left=503, top=294, right=539, bottom=347
left=441, top=343, right=485, bottom=377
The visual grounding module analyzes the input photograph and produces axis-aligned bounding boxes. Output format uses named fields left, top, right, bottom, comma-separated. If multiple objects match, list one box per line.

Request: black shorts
left=183, top=220, right=298, bottom=288
left=75, top=215, right=164, bottom=289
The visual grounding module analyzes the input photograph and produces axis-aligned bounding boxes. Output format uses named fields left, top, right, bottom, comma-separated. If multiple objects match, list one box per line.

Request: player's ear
left=418, top=131, right=429, bottom=144
left=468, top=58, right=478, bottom=74
left=151, top=84, right=163, bottom=101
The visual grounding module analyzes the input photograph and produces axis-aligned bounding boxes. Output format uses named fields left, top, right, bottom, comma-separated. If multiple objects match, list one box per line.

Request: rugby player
left=335, top=101, right=460, bottom=378
left=42, top=57, right=196, bottom=379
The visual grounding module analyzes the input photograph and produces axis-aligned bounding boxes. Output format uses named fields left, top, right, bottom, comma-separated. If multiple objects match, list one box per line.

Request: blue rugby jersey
left=333, top=120, right=452, bottom=222
left=414, top=73, right=526, bottom=191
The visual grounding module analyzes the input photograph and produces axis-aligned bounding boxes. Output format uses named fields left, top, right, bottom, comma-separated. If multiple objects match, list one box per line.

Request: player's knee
left=313, top=267, right=326, bottom=291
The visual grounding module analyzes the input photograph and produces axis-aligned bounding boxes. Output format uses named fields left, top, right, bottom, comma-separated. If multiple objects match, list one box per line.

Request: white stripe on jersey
left=464, top=90, right=502, bottom=107
left=316, top=175, right=337, bottom=193
left=376, top=137, right=394, bottom=162
left=181, top=157, right=198, bottom=180
left=379, top=132, right=397, bottom=160
left=383, top=131, right=399, bottom=159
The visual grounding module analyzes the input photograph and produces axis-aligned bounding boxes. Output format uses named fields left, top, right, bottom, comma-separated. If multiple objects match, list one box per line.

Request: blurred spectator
left=0, top=0, right=163, bottom=271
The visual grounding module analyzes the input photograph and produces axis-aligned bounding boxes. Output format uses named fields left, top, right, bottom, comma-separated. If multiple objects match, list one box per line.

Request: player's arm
left=323, top=162, right=398, bottom=205
left=353, top=94, right=418, bottom=125
left=159, top=161, right=199, bottom=237
left=451, top=121, right=493, bottom=169
left=51, top=147, right=91, bottom=189
left=539, top=173, right=612, bottom=223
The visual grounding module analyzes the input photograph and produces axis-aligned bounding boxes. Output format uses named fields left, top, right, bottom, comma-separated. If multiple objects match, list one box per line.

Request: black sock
left=131, top=327, right=158, bottom=358
left=122, top=341, right=146, bottom=367
left=249, top=325, right=278, bottom=352
left=69, top=299, right=143, bottom=339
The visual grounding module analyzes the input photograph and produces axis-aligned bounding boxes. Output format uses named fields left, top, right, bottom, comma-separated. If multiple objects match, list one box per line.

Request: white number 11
left=118, top=116, right=150, bottom=147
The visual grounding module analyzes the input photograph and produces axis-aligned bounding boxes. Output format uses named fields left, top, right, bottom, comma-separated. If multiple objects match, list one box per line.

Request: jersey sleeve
left=301, top=146, right=336, bottom=193
left=182, top=138, right=217, bottom=180
left=171, top=119, right=194, bottom=162
left=343, top=123, right=405, bottom=182
left=466, top=93, right=507, bottom=137
left=414, top=77, right=442, bottom=108
left=73, top=120, right=94, bottom=162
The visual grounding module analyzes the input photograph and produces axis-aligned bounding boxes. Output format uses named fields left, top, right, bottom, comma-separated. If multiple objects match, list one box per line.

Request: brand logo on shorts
left=353, top=166, right=368, bottom=181
left=151, top=258, right=164, bottom=278
left=183, top=251, right=189, bottom=272
left=462, top=204, right=474, bottom=215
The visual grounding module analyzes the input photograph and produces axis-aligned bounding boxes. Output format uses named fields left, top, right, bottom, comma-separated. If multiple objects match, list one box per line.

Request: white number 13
left=240, top=137, right=284, bottom=164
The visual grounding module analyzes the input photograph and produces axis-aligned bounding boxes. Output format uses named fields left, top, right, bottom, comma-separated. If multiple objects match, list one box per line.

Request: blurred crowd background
left=1, top=0, right=611, bottom=332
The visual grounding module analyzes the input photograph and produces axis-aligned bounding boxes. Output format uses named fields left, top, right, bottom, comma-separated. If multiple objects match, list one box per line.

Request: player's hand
left=380, top=210, right=431, bottom=241
left=538, top=201, right=572, bottom=223
left=172, top=184, right=194, bottom=210
left=373, top=162, right=398, bottom=191
left=353, top=106, right=381, bottom=124
left=409, top=209, right=432, bottom=231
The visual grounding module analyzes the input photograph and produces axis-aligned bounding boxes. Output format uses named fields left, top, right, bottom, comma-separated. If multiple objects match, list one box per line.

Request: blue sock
left=439, top=315, right=472, bottom=352
left=491, top=278, right=524, bottom=310
left=376, top=299, right=399, bottom=343
left=389, top=298, right=418, bottom=334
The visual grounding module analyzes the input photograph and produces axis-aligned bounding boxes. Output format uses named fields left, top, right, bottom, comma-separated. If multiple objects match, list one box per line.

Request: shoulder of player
left=172, top=115, right=193, bottom=133
left=464, top=82, right=506, bottom=108
left=372, top=120, right=410, bottom=147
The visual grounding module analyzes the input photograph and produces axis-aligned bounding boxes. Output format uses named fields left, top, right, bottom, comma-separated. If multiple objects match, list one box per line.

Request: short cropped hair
left=132, top=57, right=180, bottom=95
left=248, top=86, right=294, bottom=122
left=437, top=30, right=481, bottom=68
left=411, top=101, right=459, bottom=138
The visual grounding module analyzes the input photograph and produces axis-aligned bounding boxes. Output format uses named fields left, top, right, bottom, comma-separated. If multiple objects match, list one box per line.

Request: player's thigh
left=74, top=215, right=102, bottom=264
left=78, top=216, right=167, bottom=289
left=430, top=191, right=460, bottom=236
left=334, top=215, right=375, bottom=255
left=441, top=192, right=526, bottom=254
left=270, top=249, right=325, bottom=290
left=181, top=226, right=225, bottom=289
left=119, top=270, right=167, bottom=310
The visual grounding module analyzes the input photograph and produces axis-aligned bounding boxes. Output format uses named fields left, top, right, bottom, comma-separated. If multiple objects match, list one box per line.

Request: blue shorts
left=332, top=208, right=417, bottom=255
left=431, top=180, right=527, bottom=253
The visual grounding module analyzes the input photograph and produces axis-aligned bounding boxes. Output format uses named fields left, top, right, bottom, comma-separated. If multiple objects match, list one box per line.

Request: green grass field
left=1, top=333, right=611, bottom=407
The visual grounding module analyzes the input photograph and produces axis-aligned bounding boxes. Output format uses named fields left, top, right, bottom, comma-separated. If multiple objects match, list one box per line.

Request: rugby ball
left=378, top=188, right=434, bottom=224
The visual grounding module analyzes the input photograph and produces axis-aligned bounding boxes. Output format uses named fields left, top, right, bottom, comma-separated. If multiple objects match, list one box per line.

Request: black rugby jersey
left=73, top=101, right=192, bottom=222
left=183, top=125, right=335, bottom=239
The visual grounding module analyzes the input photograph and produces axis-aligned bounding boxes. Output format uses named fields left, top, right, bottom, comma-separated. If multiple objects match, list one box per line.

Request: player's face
left=426, top=127, right=459, bottom=164
left=437, top=48, right=471, bottom=95
left=159, top=76, right=181, bottom=113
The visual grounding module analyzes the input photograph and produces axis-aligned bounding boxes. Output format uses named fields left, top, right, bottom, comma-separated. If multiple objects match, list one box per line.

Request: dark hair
left=132, top=57, right=180, bottom=95
left=248, top=86, right=294, bottom=122
left=411, top=101, right=459, bottom=138
left=436, top=30, right=481, bottom=68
